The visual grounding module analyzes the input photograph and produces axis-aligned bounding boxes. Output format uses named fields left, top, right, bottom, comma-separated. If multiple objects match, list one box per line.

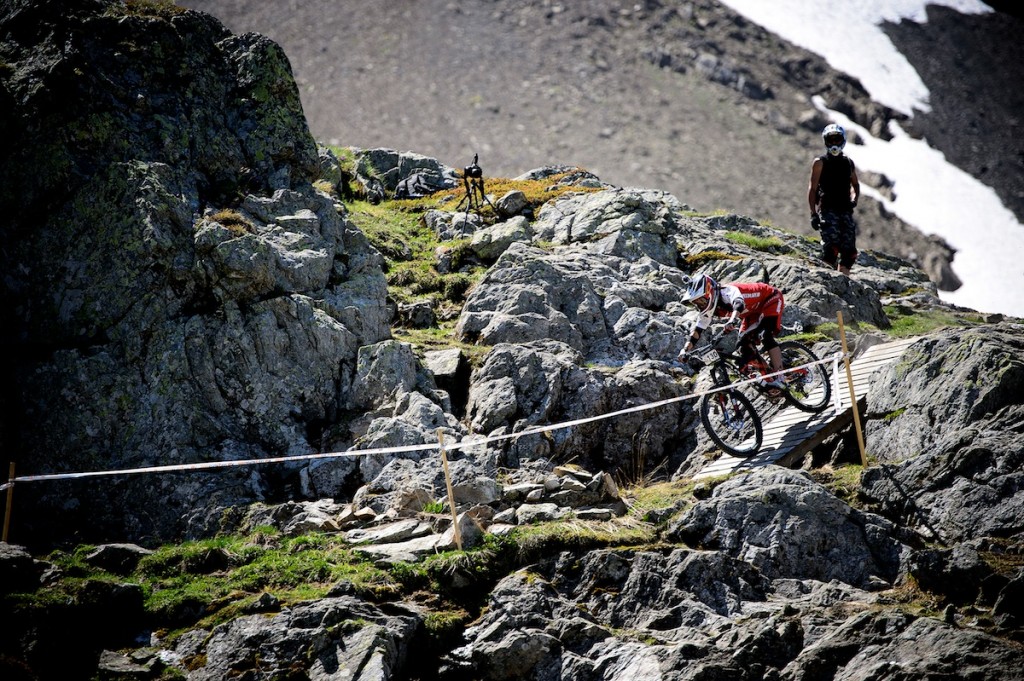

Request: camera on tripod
left=455, top=153, right=495, bottom=222
left=464, top=156, right=483, bottom=180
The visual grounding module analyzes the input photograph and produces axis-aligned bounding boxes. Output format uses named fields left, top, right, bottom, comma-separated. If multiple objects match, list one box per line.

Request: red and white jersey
left=694, top=282, right=784, bottom=333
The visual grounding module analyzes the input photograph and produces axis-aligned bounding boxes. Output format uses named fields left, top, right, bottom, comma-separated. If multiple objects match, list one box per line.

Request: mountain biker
left=677, top=274, right=786, bottom=390
left=808, top=123, right=861, bottom=275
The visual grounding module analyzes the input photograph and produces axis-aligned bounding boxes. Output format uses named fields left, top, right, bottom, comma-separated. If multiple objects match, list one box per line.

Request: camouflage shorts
left=819, top=210, right=858, bottom=268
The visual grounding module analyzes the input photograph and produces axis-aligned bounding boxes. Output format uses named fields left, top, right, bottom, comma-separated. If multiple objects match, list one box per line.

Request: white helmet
left=681, top=273, right=718, bottom=314
left=822, top=124, right=846, bottom=156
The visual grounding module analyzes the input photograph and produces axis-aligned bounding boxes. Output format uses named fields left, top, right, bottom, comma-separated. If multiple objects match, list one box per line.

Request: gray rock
left=669, top=467, right=910, bottom=589
left=516, top=503, right=567, bottom=524
left=470, top=215, right=533, bottom=260
left=84, top=543, right=153, bottom=577
left=861, top=324, right=1024, bottom=543
left=351, top=148, right=459, bottom=193
left=346, top=519, right=433, bottom=545
left=0, top=543, right=45, bottom=594
left=176, top=596, right=421, bottom=680
left=495, top=189, right=530, bottom=218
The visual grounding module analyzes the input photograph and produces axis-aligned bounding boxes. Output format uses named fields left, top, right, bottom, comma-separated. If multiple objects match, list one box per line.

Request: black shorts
left=819, top=209, right=858, bottom=267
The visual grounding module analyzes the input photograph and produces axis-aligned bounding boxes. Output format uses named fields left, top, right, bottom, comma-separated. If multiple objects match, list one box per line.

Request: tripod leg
left=478, top=178, right=497, bottom=210
left=455, top=176, right=471, bottom=212
left=460, top=177, right=479, bottom=229
left=470, top=179, right=491, bottom=213
left=469, top=180, right=482, bottom=214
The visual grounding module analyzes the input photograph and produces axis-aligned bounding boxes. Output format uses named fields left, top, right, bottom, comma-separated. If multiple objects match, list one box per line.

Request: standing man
left=808, top=123, right=860, bottom=275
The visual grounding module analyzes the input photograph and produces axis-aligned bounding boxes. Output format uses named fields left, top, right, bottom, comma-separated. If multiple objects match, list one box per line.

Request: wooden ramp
left=694, top=336, right=920, bottom=479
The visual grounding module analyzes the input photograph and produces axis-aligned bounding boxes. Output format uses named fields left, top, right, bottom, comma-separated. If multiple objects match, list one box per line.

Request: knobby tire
left=778, top=341, right=831, bottom=413
left=700, top=388, right=763, bottom=457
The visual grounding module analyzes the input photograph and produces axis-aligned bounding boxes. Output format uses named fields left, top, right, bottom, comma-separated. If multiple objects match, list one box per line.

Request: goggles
left=689, top=294, right=710, bottom=311
left=824, top=134, right=845, bottom=148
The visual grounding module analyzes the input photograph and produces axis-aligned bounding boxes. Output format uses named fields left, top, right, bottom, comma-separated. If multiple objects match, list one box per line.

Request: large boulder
left=860, top=324, right=1024, bottom=544
left=0, top=0, right=389, bottom=546
left=170, top=595, right=421, bottom=681
left=668, top=467, right=911, bottom=589
left=464, top=340, right=695, bottom=476
left=456, top=242, right=690, bottom=362
left=531, top=187, right=684, bottom=265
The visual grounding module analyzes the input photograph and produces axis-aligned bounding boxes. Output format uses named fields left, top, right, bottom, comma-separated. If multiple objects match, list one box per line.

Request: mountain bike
left=685, top=331, right=832, bottom=457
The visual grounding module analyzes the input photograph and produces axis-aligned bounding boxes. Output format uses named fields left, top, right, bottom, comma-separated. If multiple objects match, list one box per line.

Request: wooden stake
left=3, top=462, right=14, bottom=543
left=838, top=312, right=869, bottom=467
left=437, top=429, right=462, bottom=551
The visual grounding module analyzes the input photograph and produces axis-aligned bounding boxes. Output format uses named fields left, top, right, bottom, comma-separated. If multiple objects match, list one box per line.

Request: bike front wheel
left=700, top=388, right=763, bottom=457
left=778, top=340, right=832, bottom=413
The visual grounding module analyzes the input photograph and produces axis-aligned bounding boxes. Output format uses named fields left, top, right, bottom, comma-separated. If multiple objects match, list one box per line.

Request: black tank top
left=817, top=154, right=853, bottom=211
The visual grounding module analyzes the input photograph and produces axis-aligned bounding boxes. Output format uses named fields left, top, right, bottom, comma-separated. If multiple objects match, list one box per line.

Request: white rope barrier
left=6, top=351, right=846, bottom=485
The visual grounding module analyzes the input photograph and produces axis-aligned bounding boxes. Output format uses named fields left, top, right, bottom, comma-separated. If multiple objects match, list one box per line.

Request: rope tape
left=7, top=352, right=846, bottom=485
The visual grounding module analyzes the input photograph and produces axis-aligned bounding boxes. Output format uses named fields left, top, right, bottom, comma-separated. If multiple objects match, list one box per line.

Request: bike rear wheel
left=700, top=388, right=763, bottom=457
left=778, top=341, right=831, bottom=413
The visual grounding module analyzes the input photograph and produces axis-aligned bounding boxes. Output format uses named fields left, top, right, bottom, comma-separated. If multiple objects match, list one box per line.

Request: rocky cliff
left=1, top=2, right=1022, bottom=680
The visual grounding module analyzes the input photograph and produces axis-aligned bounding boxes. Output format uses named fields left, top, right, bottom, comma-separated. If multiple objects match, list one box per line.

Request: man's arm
left=808, top=158, right=823, bottom=215
left=723, top=297, right=744, bottom=332
left=850, top=159, right=860, bottom=207
left=679, top=313, right=713, bottom=357
left=680, top=326, right=702, bottom=356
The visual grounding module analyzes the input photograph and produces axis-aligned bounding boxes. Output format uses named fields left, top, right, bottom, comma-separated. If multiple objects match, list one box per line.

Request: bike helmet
left=822, top=123, right=846, bottom=156
left=681, top=273, right=718, bottom=314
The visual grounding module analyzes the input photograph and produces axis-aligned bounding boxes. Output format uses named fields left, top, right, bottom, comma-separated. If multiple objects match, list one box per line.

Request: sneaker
left=761, top=378, right=785, bottom=390
left=741, top=360, right=768, bottom=379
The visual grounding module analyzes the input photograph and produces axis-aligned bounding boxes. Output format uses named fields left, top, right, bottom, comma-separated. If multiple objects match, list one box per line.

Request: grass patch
left=882, top=407, right=907, bottom=422
left=423, top=500, right=445, bottom=514
left=623, top=479, right=697, bottom=525
left=13, top=529, right=481, bottom=644
left=345, top=200, right=489, bottom=317
left=392, top=322, right=492, bottom=365
left=209, top=208, right=255, bottom=236
left=723, top=230, right=790, bottom=254
left=323, top=145, right=367, bottom=199
left=424, top=170, right=602, bottom=219
left=13, top=513, right=657, bottom=651
left=809, top=464, right=865, bottom=509
left=509, top=516, right=657, bottom=562
left=879, top=577, right=944, bottom=619
left=682, top=208, right=731, bottom=218
left=682, top=250, right=743, bottom=269
left=883, top=304, right=985, bottom=337
left=133, top=531, right=407, bottom=633
left=780, top=329, right=832, bottom=345
left=424, top=608, right=472, bottom=635
left=812, top=319, right=888, bottom=340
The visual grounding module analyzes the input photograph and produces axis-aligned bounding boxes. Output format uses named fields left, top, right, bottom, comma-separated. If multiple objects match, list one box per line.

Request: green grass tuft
left=883, top=304, right=985, bottom=337
left=682, top=250, right=743, bottom=269
left=723, top=230, right=790, bottom=253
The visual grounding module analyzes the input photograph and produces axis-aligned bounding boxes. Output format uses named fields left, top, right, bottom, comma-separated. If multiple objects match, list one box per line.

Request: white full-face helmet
left=822, top=124, right=847, bottom=156
left=681, top=273, right=719, bottom=314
